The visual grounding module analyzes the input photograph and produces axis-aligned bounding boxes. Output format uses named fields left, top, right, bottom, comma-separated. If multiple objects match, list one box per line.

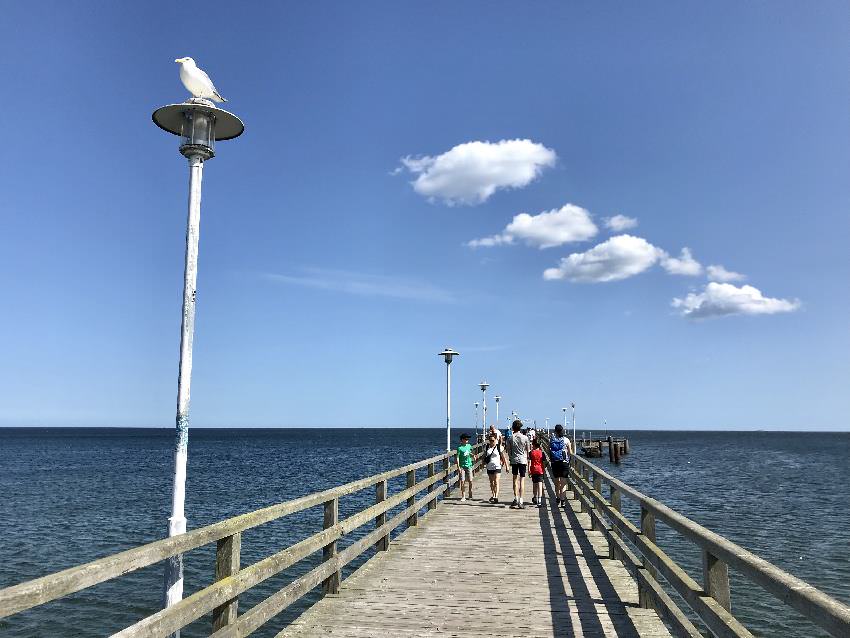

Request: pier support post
left=613, top=441, right=621, bottom=464
left=211, top=532, right=241, bottom=631
left=427, top=462, right=436, bottom=511
left=609, top=487, right=622, bottom=560
left=703, top=550, right=732, bottom=612
left=608, top=436, right=614, bottom=463
left=375, top=480, right=389, bottom=551
left=591, top=473, right=603, bottom=530
left=624, top=439, right=630, bottom=454
left=639, top=505, right=657, bottom=609
left=406, top=469, right=417, bottom=527
left=322, top=498, right=340, bottom=595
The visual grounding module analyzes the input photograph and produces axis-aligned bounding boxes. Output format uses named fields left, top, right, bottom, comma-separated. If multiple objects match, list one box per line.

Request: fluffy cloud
left=706, top=264, right=746, bottom=282
left=604, top=214, right=638, bottom=231
left=399, top=139, right=556, bottom=205
left=673, top=283, right=800, bottom=319
left=543, top=234, right=664, bottom=283
left=468, top=204, right=598, bottom=249
left=660, top=247, right=703, bottom=276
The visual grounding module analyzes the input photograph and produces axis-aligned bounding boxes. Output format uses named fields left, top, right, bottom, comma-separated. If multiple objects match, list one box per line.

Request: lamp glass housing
left=179, top=110, right=216, bottom=158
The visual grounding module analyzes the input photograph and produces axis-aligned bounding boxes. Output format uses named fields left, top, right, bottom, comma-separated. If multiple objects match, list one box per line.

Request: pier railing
left=0, top=442, right=487, bottom=637
left=564, top=450, right=850, bottom=638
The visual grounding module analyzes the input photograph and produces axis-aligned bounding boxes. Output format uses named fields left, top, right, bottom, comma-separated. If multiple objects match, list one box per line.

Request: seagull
left=174, top=57, right=227, bottom=102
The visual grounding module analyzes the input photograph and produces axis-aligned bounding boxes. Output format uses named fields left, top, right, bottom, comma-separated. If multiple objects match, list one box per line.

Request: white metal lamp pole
left=571, top=402, right=576, bottom=455
left=479, top=382, right=489, bottom=444
left=474, top=402, right=479, bottom=440
left=152, top=99, right=243, bottom=618
left=439, top=348, right=458, bottom=452
left=494, top=396, right=500, bottom=436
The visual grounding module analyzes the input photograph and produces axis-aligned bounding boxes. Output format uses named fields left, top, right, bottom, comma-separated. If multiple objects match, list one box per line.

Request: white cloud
left=543, top=234, right=664, bottom=283
left=672, top=282, right=800, bottom=319
left=399, top=139, right=557, bottom=205
left=604, top=214, right=638, bottom=232
left=660, top=247, right=703, bottom=276
left=468, top=203, right=598, bottom=249
left=706, top=264, right=746, bottom=282
left=264, top=268, right=455, bottom=303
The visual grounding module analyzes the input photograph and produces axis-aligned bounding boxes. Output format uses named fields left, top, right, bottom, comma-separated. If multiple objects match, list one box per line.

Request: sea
left=0, top=428, right=847, bottom=637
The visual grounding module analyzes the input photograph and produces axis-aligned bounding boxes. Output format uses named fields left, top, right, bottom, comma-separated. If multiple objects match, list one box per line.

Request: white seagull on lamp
left=175, top=57, right=227, bottom=102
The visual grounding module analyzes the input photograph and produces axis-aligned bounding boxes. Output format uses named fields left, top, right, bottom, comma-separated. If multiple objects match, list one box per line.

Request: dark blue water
left=0, top=429, right=847, bottom=637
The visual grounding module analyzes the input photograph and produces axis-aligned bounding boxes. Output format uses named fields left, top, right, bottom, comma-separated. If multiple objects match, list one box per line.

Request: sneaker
left=510, top=499, right=518, bottom=508
left=493, top=498, right=499, bottom=504
left=518, top=502, right=525, bottom=509
left=460, top=497, right=466, bottom=502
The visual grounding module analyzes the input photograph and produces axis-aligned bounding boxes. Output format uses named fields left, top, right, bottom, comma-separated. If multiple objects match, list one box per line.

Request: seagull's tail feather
left=213, top=90, right=227, bottom=103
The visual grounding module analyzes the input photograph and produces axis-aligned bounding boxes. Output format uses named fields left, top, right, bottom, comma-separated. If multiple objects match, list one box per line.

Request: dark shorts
left=487, top=469, right=499, bottom=476
left=531, top=474, right=543, bottom=483
left=551, top=460, right=568, bottom=478
left=511, top=463, right=527, bottom=477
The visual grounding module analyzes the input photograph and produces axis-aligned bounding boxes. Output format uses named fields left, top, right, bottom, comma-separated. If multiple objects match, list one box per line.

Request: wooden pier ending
left=1, top=442, right=849, bottom=637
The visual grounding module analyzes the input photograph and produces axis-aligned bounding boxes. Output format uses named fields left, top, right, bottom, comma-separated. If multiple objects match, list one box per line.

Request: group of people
left=455, top=420, right=573, bottom=510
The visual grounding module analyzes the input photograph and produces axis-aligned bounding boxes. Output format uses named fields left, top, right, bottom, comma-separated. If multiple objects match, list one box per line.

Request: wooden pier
left=281, top=469, right=671, bottom=637
left=1, top=441, right=849, bottom=637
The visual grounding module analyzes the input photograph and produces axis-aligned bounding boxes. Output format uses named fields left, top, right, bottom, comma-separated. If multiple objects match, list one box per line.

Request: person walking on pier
left=456, top=433, right=474, bottom=502
left=488, top=424, right=503, bottom=445
left=529, top=439, right=545, bottom=506
left=549, top=424, right=572, bottom=507
left=506, top=420, right=530, bottom=509
left=483, top=431, right=508, bottom=503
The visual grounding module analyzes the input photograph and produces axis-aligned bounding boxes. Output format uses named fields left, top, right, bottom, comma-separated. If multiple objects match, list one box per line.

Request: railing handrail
left=567, top=449, right=850, bottom=638
left=0, top=443, right=483, bottom=622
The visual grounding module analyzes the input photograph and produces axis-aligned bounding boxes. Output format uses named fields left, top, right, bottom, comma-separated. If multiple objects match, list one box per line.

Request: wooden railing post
left=427, top=462, right=436, bottom=511
left=578, top=465, right=590, bottom=514
left=375, top=480, right=389, bottom=551
left=406, top=468, right=417, bottom=527
left=703, top=550, right=732, bottom=612
left=211, top=532, right=241, bottom=631
left=442, top=456, right=450, bottom=497
left=609, top=486, right=622, bottom=560
left=639, top=504, right=657, bottom=609
left=322, top=498, right=340, bottom=595
left=591, top=472, right=603, bottom=530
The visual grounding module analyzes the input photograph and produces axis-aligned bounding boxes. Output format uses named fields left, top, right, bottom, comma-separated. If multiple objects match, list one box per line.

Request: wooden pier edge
left=538, top=434, right=850, bottom=638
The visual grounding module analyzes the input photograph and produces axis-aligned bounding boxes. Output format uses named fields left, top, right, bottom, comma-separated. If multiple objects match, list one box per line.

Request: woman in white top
left=484, top=432, right=509, bottom=504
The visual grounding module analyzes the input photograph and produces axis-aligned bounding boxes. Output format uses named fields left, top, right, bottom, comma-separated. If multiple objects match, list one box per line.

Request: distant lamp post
left=479, top=382, right=489, bottom=443
left=438, top=348, right=459, bottom=452
left=571, top=402, right=576, bottom=455
left=152, top=98, right=244, bottom=614
left=545, top=417, right=549, bottom=434
left=474, top=402, right=479, bottom=442
left=494, top=396, right=500, bottom=436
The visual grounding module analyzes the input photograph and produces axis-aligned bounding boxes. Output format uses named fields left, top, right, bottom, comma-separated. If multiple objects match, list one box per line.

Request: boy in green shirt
left=456, top=433, right=474, bottom=501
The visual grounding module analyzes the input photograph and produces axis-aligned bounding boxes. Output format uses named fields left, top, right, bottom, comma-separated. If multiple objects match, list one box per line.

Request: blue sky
left=0, top=2, right=847, bottom=430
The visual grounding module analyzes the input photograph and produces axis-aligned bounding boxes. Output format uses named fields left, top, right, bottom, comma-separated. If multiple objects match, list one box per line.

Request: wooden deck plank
left=278, top=470, right=672, bottom=637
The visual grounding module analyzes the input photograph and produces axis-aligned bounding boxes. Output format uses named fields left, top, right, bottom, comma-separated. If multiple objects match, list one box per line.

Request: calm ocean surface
left=0, top=428, right=847, bottom=637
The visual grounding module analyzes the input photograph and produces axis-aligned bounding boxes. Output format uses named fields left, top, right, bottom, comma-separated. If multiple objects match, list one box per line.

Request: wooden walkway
left=281, top=470, right=672, bottom=638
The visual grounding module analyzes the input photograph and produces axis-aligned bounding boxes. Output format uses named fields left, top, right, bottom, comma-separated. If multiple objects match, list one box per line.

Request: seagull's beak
left=174, top=58, right=183, bottom=63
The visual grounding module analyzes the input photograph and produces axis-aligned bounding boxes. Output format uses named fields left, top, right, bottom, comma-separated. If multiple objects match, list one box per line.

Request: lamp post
left=438, top=348, right=459, bottom=453
left=474, top=402, right=479, bottom=441
left=571, top=402, right=576, bottom=455
left=479, top=382, right=489, bottom=444
left=152, top=98, right=244, bottom=615
left=494, top=396, right=500, bottom=437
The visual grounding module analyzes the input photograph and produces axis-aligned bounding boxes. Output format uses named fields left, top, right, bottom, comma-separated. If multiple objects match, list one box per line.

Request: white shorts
left=458, top=467, right=473, bottom=482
